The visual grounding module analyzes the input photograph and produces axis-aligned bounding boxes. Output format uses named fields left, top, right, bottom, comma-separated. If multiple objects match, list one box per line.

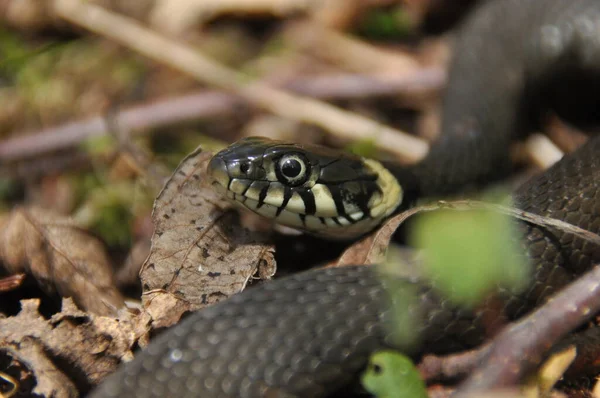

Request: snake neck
left=380, top=161, right=421, bottom=211
left=383, top=139, right=514, bottom=212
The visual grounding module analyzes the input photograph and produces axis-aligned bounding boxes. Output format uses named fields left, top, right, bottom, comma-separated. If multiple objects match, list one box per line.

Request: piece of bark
left=0, top=207, right=125, bottom=316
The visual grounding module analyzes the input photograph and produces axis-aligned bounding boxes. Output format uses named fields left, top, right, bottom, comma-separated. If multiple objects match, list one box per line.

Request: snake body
left=92, top=0, right=600, bottom=397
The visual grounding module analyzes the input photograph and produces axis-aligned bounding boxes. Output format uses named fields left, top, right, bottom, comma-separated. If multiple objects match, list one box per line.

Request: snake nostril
left=240, top=162, right=250, bottom=174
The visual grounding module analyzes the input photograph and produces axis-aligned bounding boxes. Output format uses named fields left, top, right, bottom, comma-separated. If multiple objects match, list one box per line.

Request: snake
left=91, top=0, right=600, bottom=397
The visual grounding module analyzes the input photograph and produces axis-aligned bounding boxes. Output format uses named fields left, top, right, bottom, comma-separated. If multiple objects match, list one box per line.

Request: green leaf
left=410, top=203, right=529, bottom=308
left=361, top=350, right=428, bottom=398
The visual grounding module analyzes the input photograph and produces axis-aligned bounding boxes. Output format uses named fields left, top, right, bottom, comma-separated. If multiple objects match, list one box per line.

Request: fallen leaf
left=0, top=207, right=125, bottom=316
left=140, top=147, right=276, bottom=326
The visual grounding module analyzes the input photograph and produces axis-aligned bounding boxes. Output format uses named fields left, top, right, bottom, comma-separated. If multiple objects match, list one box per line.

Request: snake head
left=207, top=137, right=402, bottom=239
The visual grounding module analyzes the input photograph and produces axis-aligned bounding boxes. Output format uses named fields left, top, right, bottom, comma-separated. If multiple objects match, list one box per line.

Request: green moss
left=12, top=39, right=144, bottom=119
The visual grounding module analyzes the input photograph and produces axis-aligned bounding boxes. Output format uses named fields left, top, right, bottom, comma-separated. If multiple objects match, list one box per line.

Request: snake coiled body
left=92, top=0, right=600, bottom=397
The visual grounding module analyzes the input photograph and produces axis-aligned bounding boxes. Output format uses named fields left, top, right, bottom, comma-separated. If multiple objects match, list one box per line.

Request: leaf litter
left=0, top=206, right=125, bottom=316
left=0, top=146, right=276, bottom=394
left=0, top=298, right=147, bottom=397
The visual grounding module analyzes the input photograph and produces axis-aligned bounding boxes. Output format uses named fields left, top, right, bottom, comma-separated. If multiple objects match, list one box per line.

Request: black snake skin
left=91, top=0, right=600, bottom=397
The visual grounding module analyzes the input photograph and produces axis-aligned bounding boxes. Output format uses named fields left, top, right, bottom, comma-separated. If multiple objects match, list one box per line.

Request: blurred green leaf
left=361, top=350, right=427, bottom=398
left=411, top=203, right=529, bottom=308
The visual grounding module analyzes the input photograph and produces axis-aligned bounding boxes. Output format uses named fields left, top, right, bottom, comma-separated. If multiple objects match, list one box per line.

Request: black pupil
left=281, top=158, right=302, bottom=178
left=240, top=162, right=250, bottom=173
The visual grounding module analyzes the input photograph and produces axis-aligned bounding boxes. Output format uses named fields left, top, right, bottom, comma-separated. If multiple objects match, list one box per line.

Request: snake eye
left=281, top=158, right=301, bottom=178
left=276, top=154, right=309, bottom=186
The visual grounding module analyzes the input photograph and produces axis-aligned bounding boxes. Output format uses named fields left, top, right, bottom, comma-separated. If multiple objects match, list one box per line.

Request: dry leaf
left=0, top=207, right=125, bottom=316
left=140, top=147, right=275, bottom=326
left=0, top=298, right=145, bottom=396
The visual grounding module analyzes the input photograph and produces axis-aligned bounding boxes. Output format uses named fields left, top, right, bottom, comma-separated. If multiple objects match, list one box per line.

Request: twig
left=419, top=345, right=491, bottom=382
left=286, top=69, right=444, bottom=99
left=53, top=0, right=429, bottom=162
left=0, top=91, right=237, bottom=162
left=454, top=264, right=600, bottom=395
left=0, top=69, right=445, bottom=163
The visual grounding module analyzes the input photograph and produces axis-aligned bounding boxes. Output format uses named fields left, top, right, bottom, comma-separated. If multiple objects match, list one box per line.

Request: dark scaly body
left=91, top=0, right=600, bottom=397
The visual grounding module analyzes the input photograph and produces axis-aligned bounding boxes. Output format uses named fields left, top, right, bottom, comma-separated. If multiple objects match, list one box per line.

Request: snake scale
left=91, top=0, right=600, bottom=397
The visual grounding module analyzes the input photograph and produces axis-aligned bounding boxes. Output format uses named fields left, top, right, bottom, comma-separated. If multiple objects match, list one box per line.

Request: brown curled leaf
left=140, top=147, right=276, bottom=326
left=0, top=298, right=145, bottom=396
left=0, top=207, right=125, bottom=316
left=333, top=203, right=436, bottom=267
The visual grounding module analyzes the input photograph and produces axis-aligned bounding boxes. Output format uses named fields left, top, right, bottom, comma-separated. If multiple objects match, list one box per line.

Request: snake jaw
left=207, top=137, right=404, bottom=239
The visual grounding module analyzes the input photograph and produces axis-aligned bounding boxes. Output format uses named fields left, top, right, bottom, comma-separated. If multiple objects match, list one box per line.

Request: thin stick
left=53, top=0, right=429, bottom=162
left=455, top=264, right=600, bottom=394
left=0, top=91, right=238, bottom=161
